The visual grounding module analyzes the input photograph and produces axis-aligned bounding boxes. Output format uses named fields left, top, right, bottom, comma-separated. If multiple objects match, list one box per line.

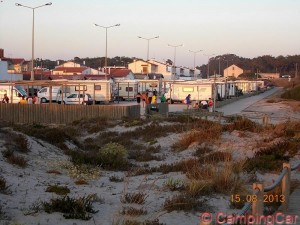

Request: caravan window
left=126, top=87, right=133, bottom=92
left=95, top=85, right=101, bottom=90
left=182, top=87, right=194, bottom=92
left=75, top=85, right=87, bottom=91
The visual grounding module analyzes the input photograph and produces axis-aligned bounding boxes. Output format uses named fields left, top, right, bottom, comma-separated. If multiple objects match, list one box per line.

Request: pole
left=15, top=2, right=52, bottom=81
left=168, top=44, right=183, bottom=80
left=31, top=8, right=35, bottom=81
left=94, top=23, right=120, bottom=80
left=138, top=36, right=159, bottom=61
left=105, top=27, right=108, bottom=77
left=203, top=53, right=215, bottom=79
left=189, top=50, right=203, bottom=80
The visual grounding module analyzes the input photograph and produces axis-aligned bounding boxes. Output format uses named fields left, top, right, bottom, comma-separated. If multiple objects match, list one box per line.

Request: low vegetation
left=2, top=149, right=27, bottom=168
left=46, top=185, right=70, bottom=195
left=0, top=176, right=9, bottom=194
left=281, top=85, right=300, bottom=101
left=121, top=206, right=147, bottom=216
left=121, top=192, right=147, bottom=204
left=43, top=194, right=98, bottom=220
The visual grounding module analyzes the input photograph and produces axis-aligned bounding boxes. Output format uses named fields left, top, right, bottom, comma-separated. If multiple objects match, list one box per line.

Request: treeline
left=38, top=54, right=300, bottom=77
left=198, top=54, right=300, bottom=77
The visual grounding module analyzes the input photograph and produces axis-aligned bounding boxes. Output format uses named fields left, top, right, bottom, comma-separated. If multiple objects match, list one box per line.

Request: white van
left=0, top=84, right=27, bottom=103
left=38, top=86, right=62, bottom=103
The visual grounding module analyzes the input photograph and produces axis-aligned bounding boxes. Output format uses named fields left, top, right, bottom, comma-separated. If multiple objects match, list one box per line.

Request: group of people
left=136, top=89, right=166, bottom=107
left=185, top=94, right=214, bottom=112
left=1, top=93, right=39, bottom=104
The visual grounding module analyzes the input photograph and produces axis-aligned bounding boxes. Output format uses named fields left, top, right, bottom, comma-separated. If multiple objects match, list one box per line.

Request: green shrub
left=99, top=142, right=128, bottom=170
left=43, top=194, right=98, bottom=220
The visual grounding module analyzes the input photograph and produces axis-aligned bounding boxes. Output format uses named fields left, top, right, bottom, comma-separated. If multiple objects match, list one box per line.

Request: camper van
left=38, top=86, right=62, bottom=103
left=0, top=84, right=27, bottom=103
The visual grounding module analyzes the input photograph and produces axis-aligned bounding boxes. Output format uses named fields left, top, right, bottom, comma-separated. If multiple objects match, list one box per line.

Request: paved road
left=217, top=87, right=280, bottom=116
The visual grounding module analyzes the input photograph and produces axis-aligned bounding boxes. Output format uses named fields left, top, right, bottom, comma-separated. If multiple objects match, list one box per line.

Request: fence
left=206, top=161, right=300, bottom=225
left=0, top=104, right=141, bottom=124
left=145, top=103, right=169, bottom=116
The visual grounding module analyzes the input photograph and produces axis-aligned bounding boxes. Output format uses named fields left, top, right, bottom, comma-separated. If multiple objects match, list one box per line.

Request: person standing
left=136, top=92, right=141, bottom=104
left=185, top=94, right=191, bottom=110
left=148, top=91, right=153, bottom=104
left=19, top=96, right=27, bottom=104
left=160, top=94, right=166, bottom=103
left=151, top=93, right=157, bottom=104
left=2, top=94, right=9, bottom=103
left=27, top=93, right=33, bottom=104
left=208, top=98, right=214, bottom=112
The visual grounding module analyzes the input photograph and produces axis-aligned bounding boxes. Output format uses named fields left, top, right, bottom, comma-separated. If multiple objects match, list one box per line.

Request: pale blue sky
left=0, top=0, right=299, bottom=67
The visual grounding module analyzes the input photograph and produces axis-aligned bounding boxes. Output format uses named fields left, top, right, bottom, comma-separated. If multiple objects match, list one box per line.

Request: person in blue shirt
left=185, top=94, right=191, bottom=109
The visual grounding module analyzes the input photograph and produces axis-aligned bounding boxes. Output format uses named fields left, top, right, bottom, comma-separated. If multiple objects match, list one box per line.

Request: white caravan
left=114, top=80, right=138, bottom=101
left=59, top=80, right=113, bottom=104
left=0, top=83, right=27, bottom=103
left=166, top=81, right=215, bottom=103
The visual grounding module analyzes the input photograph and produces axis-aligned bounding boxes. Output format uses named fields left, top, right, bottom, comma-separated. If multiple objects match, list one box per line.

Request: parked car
left=58, top=93, right=93, bottom=105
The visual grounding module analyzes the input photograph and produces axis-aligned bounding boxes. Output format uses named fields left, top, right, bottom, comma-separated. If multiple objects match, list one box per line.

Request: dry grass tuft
left=121, top=192, right=147, bottom=205
left=75, top=179, right=89, bottom=185
left=0, top=176, right=9, bottom=194
left=162, top=194, right=210, bottom=212
left=223, top=116, right=263, bottom=133
left=2, top=149, right=27, bottom=168
left=121, top=206, right=147, bottom=216
left=46, top=185, right=70, bottom=195
left=47, top=170, right=62, bottom=175
left=109, top=175, right=124, bottom=183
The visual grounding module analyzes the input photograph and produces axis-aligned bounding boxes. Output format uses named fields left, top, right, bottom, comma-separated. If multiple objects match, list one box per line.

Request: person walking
left=185, top=94, right=191, bottom=110
left=208, top=98, right=214, bottom=112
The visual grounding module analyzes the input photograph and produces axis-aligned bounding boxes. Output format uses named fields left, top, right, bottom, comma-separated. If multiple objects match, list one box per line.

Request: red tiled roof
left=52, top=67, right=88, bottom=73
left=11, top=58, right=25, bottom=65
left=109, top=69, right=132, bottom=77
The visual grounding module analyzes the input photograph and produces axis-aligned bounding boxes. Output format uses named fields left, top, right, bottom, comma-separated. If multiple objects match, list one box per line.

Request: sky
left=0, top=0, right=300, bottom=68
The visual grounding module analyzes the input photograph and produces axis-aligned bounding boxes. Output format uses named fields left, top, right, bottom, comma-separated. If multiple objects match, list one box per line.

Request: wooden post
left=252, top=183, right=264, bottom=221
left=281, top=163, right=291, bottom=212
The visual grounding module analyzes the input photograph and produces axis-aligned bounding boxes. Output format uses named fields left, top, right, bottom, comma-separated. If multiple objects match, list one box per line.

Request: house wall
left=58, top=62, right=81, bottom=67
left=224, top=64, right=243, bottom=78
left=128, top=60, right=152, bottom=74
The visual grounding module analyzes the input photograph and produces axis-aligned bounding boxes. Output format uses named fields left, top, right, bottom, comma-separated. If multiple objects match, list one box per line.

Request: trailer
left=114, top=80, right=138, bottom=101
left=166, top=81, right=215, bottom=103
left=58, top=80, right=113, bottom=104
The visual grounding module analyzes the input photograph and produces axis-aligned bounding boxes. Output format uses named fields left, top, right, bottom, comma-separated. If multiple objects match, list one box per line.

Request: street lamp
left=138, top=36, right=159, bottom=61
left=168, top=44, right=183, bottom=80
left=203, top=53, right=215, bottom=78
left=189, top=50, right=203, bottom=79
left=94, top=23, right=120, bottom=79
left=15, top=2, right=52, bottom=81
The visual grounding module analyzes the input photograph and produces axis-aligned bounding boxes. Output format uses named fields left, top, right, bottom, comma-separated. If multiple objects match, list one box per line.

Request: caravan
left=0, top=83, right=27, bottom=103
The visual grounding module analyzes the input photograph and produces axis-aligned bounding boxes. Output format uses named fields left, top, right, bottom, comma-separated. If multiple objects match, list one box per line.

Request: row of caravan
left=0, top=79, right=265, bottom=104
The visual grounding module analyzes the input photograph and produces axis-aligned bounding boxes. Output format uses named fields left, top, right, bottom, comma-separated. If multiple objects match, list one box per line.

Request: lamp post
left=168, top=44, right=183, bottom=80
left=15, top=2, right=52, bottom=81
left=189, top=50, right=203, bottom=79
left=94, top=23, right=120, bottom=79
left=138, top=36, right=159, bottom=61
left=203, top=53, right=215, bottom=78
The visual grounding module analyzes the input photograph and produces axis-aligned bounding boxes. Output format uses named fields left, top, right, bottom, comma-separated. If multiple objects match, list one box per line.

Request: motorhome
left=0, top=83, right=27, bottom=103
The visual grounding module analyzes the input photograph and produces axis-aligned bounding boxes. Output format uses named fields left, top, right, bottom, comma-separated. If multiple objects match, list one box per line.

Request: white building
left=224, top=64, right=244, bottom=78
